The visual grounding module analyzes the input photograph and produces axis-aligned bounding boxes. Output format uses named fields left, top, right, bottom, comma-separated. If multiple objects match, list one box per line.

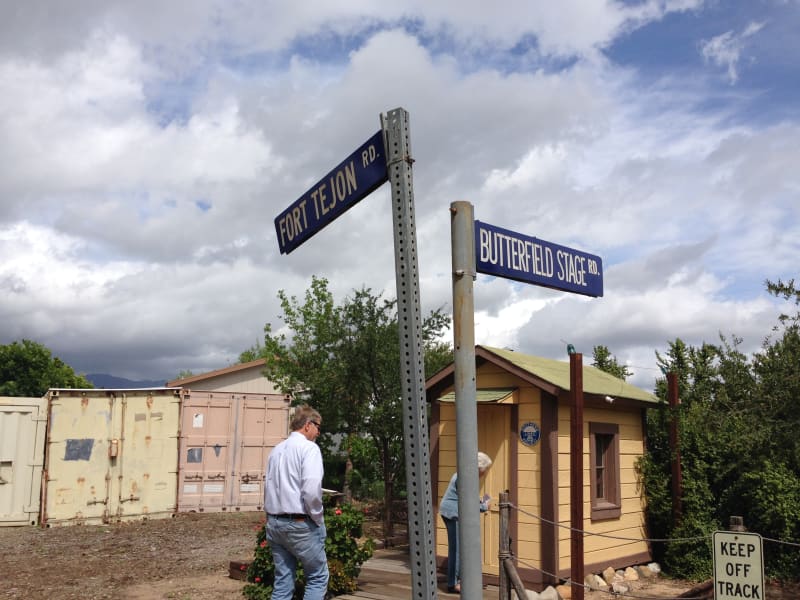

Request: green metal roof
left=480, top=345, right=658, bottom=405
left=438, top=388, right=516, bottom=403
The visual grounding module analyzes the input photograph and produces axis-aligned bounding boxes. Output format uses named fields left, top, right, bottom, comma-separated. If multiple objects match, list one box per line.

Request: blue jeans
left=266, top=516, right=329, bottom=600
left=442, top=516, right=459, bottom=588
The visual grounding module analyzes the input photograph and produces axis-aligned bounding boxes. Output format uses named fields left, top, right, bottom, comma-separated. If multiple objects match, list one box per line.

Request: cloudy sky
left=1, top=1, right=797, bottom=390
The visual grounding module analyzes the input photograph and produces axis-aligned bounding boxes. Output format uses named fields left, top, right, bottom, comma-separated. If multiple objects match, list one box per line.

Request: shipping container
left=41, top=388, right=181, bottom=526
left=0, top=397, right=48, bottom=526
left=177, top=391, right=290, bottom=513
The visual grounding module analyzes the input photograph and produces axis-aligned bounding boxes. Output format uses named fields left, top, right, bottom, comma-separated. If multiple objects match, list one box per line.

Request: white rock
left=539, top=585, right=562, bottom=600
left=602, top=566, right=616, bottom=585
left=584, top=574, right=608, bottom=590
left=648, top=562, right=662, bottom=574
left=612, top=581, right=630, bottom=594
left=624, top=566, right=639, bottom=581
left=636, top=565, right=655, bottom=579
left=555, top=583, right=571, bottom=599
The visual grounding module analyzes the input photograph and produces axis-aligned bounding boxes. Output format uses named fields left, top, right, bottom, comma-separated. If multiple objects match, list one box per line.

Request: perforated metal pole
left=450, top=200, right=482, bottom=600
left=381, top=107, right=437, bottom=599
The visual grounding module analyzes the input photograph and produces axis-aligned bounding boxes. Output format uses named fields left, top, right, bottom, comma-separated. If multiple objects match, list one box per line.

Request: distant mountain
left=86, top=373, right=168, bottom=389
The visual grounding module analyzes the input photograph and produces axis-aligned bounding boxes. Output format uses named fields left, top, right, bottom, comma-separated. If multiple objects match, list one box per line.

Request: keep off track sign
left=713, top=531, right=765, bottom=599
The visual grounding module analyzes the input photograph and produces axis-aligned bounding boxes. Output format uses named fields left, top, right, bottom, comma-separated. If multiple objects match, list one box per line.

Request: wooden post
left=569, top=353, right=584, bottom=600
left=498, top=491, right=528, bottom=599
left=729, top=516, right=746, bottom=532
left=667, top=372, right=682, bottom=523
left=498, top=492, right=510, bottom=600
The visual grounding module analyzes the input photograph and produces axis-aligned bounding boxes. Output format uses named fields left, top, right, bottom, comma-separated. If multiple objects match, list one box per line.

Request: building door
left=477, top=403, right=511, bottom=577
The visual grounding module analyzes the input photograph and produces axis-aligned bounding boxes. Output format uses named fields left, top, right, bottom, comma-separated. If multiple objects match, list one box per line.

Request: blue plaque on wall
left=520, top=421, right=541, bottom=447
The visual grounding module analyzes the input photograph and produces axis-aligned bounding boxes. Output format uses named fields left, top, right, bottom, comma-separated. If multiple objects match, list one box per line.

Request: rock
left=612, top=581, right=630, bottom=594
left=539, top=586, right=562, bottom=600
left=584, top=573, right=608, bottom=590
left=636, top=564, right=656, bottom=579
left=602, top=566, right=616, bottom=585
left=648, top=562, right=662, bottom=574
left=555, top=583, right=571, bottom=598
left=624, top=566, right=639, bottom=581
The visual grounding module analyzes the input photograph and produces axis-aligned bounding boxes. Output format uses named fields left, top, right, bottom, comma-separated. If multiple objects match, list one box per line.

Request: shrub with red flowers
left=242, top=503, right=374, bottom=599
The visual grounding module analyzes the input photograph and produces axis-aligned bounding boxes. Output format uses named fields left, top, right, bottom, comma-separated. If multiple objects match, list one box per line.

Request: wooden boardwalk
left=339, top=547, right=499, bottom=599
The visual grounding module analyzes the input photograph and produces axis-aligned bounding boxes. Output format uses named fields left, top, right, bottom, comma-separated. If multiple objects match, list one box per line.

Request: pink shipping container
left=177, top=391, right=290, bottom=513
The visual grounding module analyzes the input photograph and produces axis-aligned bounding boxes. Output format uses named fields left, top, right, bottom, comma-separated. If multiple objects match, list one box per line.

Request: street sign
left=713, top=531, right=764, bottom=600
left=274, top=130, right=388, bottom=254
left=474, top=220, right=603, bottom=297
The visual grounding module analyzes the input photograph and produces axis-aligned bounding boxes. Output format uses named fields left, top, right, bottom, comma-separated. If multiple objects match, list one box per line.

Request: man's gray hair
left=477, top=451, right=493, bottom=472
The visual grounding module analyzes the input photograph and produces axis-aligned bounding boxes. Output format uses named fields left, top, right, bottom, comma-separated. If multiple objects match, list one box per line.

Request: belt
left=268, top=513, right=308, bottom=521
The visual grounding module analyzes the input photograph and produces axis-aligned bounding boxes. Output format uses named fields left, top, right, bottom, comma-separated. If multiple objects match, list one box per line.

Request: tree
left=245, top=276, right=452, bottom=536
left=639, top=280, right=800, bottom=580
left=591, top=345, right=631, bottom=380
left=0, top=339, right=93, bottom=396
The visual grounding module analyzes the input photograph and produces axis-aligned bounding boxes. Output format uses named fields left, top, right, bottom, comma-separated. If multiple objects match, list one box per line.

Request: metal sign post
left=382, top=107, right=438, bottom=599
left=450, top=200, right=482, bottom=600
left=450, top=205, right=603, bottom=597
left=274, top=107, right=436, bottom=598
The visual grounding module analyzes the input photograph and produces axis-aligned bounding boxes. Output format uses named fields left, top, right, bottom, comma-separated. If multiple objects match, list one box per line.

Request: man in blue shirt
left=264, top=405, right=328, bottom=599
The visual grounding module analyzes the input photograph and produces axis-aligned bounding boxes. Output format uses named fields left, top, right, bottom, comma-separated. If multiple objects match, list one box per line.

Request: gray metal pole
left=450, top=200, right=482, bottom=600
left=382, top=107, right=437, bottom=599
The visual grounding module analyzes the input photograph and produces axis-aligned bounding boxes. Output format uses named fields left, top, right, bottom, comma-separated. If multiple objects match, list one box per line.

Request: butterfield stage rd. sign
left=275, top=130, right=388, bottom=254
left=475, top=220, right=603, bottom=297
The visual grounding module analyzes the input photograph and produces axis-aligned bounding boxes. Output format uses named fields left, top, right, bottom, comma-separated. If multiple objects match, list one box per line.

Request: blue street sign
left=275, top=130, right=388, bottom=254
left=475, top=220, right=603, bottom=297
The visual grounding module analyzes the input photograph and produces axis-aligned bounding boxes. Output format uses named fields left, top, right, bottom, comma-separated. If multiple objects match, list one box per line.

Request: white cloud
left=0, top=2, right=796, bottom=386
left=700, top=21, right=766, bottom=84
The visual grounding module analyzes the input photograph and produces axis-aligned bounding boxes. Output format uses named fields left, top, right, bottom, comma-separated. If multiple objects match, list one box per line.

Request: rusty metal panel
left=0, top=397, right=47, bottom=526
left=232, top=394, right=290, bottom=510
left=177, top=391, right=289, bottom=513
left=42, top=389, right=180, bottom=526
left=178, top=391, right=234, bottom=512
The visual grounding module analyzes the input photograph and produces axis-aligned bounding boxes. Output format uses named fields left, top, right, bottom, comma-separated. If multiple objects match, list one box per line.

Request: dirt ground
left=1, top=512, right=796, bottom=599
left=1, top=511, right=261, bottom=600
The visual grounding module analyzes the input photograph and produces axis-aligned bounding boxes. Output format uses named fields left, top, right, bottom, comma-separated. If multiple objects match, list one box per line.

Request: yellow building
left=426, top=345, right=660, bottom=590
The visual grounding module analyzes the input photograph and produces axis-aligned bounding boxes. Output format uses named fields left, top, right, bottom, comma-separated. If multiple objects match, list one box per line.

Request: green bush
left=722, top=461, right=800, bottom=580
left=242, top=503, right=375, bottom=599
left=662, top=516, right=717, bottom=580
